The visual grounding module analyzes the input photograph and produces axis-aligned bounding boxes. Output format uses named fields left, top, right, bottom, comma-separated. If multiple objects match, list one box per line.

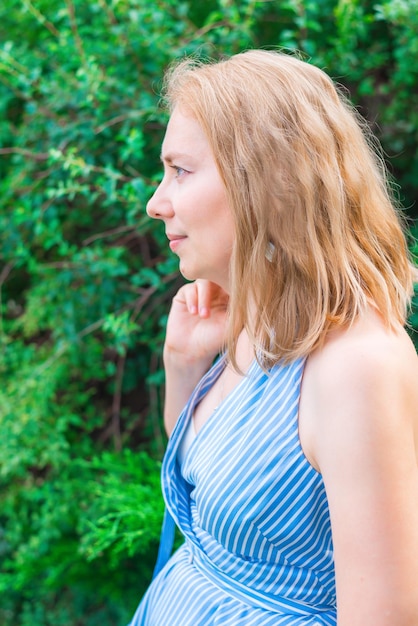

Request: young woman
left=129, top=50, right=418, bottom=625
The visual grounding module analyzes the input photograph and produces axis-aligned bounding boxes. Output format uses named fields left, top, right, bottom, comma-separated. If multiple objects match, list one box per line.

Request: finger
left=196, top=280, right=217, bottom=318
left=202, top=281, right=230, bottom=311
left=180, top=282, right=198, bottom=315
left=173, top=281, right=228, bottom=317
left=212, top=285, right=230, bottom=309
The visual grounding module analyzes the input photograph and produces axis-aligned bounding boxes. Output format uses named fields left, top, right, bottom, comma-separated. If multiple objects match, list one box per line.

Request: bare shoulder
left=313, top=311, right=416, bottom=381
left=306, top=310, right=418, bottom=406
left=299, top=310, right=418, bottom=469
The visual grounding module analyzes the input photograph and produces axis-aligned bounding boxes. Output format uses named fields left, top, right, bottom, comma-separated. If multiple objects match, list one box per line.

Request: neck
left=228, top=328, right=256, bottom=373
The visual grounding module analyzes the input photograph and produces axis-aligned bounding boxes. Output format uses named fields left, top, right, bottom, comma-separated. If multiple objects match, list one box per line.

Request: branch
left=0, top=261, right=16, bottom=338
left=22, top=0, right=61, bottom=38
left=0, top=51, right=30, bottom=75
left=65, top=0, right=87, bottom=68
left=148, top=350, right=165, bottom=456
left=0, top=261, right=15, bottom=287
left=94, top=112, right=143, bottom=135
left=82, top=225, right=138, bottom=246
left=0, top=147, right=49, bottom=161
left=111, top=353, right=125, bottom=452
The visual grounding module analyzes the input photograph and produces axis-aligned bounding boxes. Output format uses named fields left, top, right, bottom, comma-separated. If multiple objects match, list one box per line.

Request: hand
left=164, top=279, right=229, bottom=370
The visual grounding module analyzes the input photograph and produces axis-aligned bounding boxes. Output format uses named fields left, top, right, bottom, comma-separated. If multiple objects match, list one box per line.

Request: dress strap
left=152, top=507, right=176, bottom=578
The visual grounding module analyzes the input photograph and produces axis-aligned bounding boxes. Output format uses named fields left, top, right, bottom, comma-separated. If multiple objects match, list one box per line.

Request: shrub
left=0, top=1, right=417, bottom=623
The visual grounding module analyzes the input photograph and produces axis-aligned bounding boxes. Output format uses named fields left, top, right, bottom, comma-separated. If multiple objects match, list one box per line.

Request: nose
left=146, top=180, right=174, bottom=220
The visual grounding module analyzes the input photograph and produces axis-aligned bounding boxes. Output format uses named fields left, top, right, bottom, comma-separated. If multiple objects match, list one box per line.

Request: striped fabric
left=130, top=356, right=337, bottom=625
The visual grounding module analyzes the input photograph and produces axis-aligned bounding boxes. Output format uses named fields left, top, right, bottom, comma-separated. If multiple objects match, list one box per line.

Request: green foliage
left=328, top=0, right=418, bottom=209
left=0, top=449, right=162, bottom=625
left=0, top=0, right=417, bottom=624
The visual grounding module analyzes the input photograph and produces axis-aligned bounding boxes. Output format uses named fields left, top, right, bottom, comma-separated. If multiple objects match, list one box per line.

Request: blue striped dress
left=130, top=356, right=337, bottom=625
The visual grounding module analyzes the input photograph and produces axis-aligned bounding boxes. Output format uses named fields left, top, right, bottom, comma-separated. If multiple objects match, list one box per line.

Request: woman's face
left=146, top=107, right=235, bottom=292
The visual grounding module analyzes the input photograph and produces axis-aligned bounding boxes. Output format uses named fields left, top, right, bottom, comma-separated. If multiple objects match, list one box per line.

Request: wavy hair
left=163, top=49, right=415, bottom=367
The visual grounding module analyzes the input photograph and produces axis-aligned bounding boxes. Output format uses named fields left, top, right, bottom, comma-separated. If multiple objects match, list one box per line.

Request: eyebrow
left=160, top=151, right=190, bottom=164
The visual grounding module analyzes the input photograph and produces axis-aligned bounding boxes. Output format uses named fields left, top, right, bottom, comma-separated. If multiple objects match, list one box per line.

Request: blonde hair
left=163, top=49, right=415, bottom=367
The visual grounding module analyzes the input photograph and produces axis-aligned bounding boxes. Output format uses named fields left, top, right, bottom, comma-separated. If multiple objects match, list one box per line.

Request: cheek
left=218, top=203, right=235, bottom=241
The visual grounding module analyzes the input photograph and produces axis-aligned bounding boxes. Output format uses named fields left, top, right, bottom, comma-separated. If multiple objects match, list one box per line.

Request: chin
left=179, top=263, right=197, bottom=281
left=179, top=263, right=208, bottom=283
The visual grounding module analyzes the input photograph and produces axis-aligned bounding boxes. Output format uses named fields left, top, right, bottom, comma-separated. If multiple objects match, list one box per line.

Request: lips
left=167, top=234, right=186, bottom=241
left=167, top=233, right=187, bottom=252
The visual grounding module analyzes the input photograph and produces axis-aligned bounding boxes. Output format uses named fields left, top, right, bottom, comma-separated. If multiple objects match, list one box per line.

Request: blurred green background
left=1, top=1, right=417, bottom=624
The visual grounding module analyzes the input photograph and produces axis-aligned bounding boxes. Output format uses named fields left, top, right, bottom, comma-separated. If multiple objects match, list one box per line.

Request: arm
left=306, top=324, right=418, bottom=625
left=163, top=279, right=229, bottom=435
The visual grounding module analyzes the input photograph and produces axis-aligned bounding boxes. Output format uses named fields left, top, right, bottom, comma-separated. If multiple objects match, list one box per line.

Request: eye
left=170, top=165, right=188, bottom=178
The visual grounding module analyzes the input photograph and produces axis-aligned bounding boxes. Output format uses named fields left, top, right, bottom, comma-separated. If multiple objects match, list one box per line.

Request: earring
left=265, top=241, right=275, bottom=262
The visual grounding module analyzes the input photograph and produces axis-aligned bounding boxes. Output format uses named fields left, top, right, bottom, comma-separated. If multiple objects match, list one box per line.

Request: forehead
left=161, top=107, right=211, bottom=162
